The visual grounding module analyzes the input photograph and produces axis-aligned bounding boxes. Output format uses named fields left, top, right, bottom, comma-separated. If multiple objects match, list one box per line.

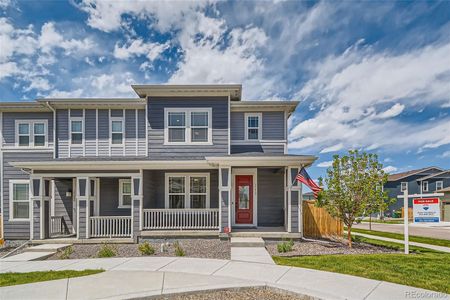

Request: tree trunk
left=347, top=226, right=352, bottom=248
left=369, top=215, right=372, bottom=230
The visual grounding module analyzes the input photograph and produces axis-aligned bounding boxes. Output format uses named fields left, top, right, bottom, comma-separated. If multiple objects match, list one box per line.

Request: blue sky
left=1, top=0, right=449, bottom=181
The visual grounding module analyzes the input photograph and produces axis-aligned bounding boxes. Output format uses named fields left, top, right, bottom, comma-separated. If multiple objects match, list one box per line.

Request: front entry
left=235, top=175, right=253, bottom=224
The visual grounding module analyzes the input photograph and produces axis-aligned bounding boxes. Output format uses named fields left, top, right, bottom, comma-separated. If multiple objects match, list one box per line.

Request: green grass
left=351, top=228, right=450, bottom=248
left=352, top=235, right=440, bottom=254
left=273, top=253, right=450, bottom=293
left=0, top=270, right=104, bottom=287
left=361, top=219, right=404, bottom=224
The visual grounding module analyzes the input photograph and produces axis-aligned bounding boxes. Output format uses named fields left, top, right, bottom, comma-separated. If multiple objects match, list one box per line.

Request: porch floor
left=230, top=227, right=302, bottom=239
left=31, top=238, right=135, bottom=244
left=140, top=230, right=218, bottom=238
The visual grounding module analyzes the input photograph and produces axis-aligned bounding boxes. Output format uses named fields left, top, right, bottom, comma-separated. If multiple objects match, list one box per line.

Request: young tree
left=317, top=150, right=392, bottom=248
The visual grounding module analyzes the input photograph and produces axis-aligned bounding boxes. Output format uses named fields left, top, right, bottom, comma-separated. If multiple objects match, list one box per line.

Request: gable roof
left=387, top=166, right=443, bottom=182
left=416, top=170, right=450, bottom=181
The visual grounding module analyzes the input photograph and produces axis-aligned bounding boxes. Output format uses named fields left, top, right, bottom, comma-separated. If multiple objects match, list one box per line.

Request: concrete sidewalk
left=351, top=232, right=450, bottom=253
left=1, top=257, right=447, bottom=300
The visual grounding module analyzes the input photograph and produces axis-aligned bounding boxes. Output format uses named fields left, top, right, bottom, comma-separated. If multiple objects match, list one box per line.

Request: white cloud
left=376, top=103, right=405, bottom=119
left=114, top=38, right=168, bottom=61
left=0, top=61, right=19, bottom=79
left=383, top=166, right=398, bottom=174
left=0, top=0, right=11, bottom=9
left=442, top=151, right=450, bottom=158
left=39, top=22, right=94, bottom=55
left=25, top=77, right=51, bottom=91
left=317, top=161, right=333, bottom=168
left=320, top=143, right=343, bottom=153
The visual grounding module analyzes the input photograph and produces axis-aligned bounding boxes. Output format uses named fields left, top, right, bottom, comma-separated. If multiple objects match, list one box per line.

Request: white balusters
left=142, top=209, right=219, bottom=230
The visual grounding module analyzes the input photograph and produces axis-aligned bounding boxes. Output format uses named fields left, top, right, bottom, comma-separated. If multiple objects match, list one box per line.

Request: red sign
left=413, top=198, right=439, bottom=205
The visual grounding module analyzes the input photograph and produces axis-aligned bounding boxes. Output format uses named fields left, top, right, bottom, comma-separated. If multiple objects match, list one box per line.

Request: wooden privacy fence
left=401, top=207, right=413, bottom=220
left=303, top=200, right=343, bottom=238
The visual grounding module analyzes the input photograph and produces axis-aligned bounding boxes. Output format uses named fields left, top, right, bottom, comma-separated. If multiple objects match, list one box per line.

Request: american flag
left=295, top=167, right=322, bottom=198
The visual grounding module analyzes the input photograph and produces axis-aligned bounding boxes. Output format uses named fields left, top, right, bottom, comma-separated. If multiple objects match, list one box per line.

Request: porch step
left=26, top=243, right=72, bottom=252
left=230, top=237, right=265, bottom=247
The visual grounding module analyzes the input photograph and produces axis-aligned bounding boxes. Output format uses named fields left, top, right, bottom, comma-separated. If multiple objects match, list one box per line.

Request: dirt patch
left=266, top=239, right=398, bottom=257
left=47, top=238, right=230, bottom=260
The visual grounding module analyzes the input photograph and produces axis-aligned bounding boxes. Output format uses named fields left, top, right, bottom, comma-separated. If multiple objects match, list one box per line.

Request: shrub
left=138, top=241, right=155, bottom=256
left=174, top=241, right=185, bottom=257
left=59, top=245, right=74, bottom=259
left=97, top=243, right=117, bottom=258
left=277, top=240, right=294, bottom=253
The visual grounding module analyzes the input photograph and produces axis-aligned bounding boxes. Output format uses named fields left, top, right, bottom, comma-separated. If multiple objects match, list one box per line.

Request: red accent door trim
left=235, top=175, right=253, bottom=224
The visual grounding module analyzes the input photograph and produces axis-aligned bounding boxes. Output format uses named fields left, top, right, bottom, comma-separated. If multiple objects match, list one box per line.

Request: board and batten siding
left=53, top=178, right=74, bottom=231
left=147, top=97, right=228, bottom=158
left=2, top=152, right=53, bottom=239
left=1, top=112, right=54, bottom=148
left=56, top=109, right=146, bottom=158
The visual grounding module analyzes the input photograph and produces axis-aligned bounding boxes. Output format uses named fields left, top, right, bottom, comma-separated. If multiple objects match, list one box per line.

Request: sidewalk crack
left=211, top=260, right=231, bottom=275
left=109, top=257, right=133, bottom=270
left=65, top=278, right=70, bottom=300
left=156, top=257, right=179, bottom=271
left=161, top=272, right=165, bottom=295
left=363, top=281, right=383, bottom=300
left=274, top=267, right=292, bottom=283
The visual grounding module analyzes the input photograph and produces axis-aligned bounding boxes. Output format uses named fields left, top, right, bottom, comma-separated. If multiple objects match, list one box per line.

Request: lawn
left=274, top=253, right=450, bottom=293
left=0, top=270, right=104, bottom=287
left=352, top=235, right=440, bottom=253
left=361, top=219, right=404, bottom=224
left=351, top=228, right=450, bottom=248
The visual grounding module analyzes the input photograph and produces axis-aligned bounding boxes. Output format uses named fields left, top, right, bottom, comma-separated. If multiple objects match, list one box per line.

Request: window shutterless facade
left=164, top=108, right=212, bottom=145
left=70, top=117, right=83, bottom=145
left=9, top=180, right=30, bottom=221
left=15, top=120, right=48, bottom=147
left=436, top=181, right=443, bottom=191
left=422, top=181, right=429, bottom=192
left=400, top=182, right=408, bottom=192
left=245, top=113, right=262, bottom=140
left=110, top=117, right=124, bottom=145
left=165, top=173, right=210, bottom=209
left=118, top=179, right=131, bottom=208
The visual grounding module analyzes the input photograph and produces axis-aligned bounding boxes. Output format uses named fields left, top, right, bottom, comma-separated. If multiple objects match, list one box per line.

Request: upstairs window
left=70, top=118, right=83, bottom=145
left=422, top=181, right=429, bottom=192
left=111, top=118, right=124, bottom=145
left=16, top=120, right=47, bottom=147
left=34, top=123, right=45, bottom=146
left=18, top=123, right=30, bottom=146
left=165, top=108, right=211, bottom=144
left=245, top=113, right=262, bottom=140
left=400, top=182, right=408, bottom=192
left=436, top=181, right=443, bottom=191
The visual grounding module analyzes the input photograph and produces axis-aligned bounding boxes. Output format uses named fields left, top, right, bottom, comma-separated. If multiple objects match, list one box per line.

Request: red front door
left=235, top=175, right=253, bottom=224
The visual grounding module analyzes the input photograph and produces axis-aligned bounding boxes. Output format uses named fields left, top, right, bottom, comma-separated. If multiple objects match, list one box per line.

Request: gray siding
left=2, top=112, right=54, bottom=148
left=230, top=111, right=285, bottom=141
left=56, top=109, right=69, bottom=158
left=147, top=97, right=228, bottom=158
left=54, top=179, right=73, bottom=230
left=99, top=178, right=131, bottom=216
left=230, top=144, right=284, bottom=154
left=125, top=109, right=136, bottom=156
left=138, top=109, right=146, bottom=155
left=230, top=112, right=245, bottom=140
left=98, top=109, right=109, bottom=156
left=257, top=168, right=284, bottom=227
left=2, top=152, right=53, bottom=239
left=85, top=109, right=97, bottom=156
left=290, top=190, right=299, bottom=232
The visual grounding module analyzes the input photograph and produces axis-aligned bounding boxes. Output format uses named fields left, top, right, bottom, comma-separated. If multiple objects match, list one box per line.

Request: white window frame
left=245, top=113, right=262, bottom=141
left=436, top=181, right=443, bottom=191
left=15, top=120, right=48, bottom=148
left=110, top=116, right=124, bottom=146
left=118, top=179, right=132, bottom=208
left=164, top=108, right=212, bottom=145
left=422, top=181, right=429, bottom=192
left=69, top=116, right=84, bottom=146
left=164, top=173, right=210, bottom=209
left=9, top=179, right=30, bottom=221
left=400, top=182, right=408, bottom=192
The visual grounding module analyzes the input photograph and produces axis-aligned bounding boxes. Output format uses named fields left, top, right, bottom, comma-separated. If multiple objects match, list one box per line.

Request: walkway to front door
left=235, top=175, right=253, bottom=224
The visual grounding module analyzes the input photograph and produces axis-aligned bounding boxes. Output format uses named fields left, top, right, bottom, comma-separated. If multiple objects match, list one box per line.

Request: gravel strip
left=266, top=239, right=398, bottom=257
left=47, top=238, right=230, bottom=260
left=154, top=287, right=308, bottom=300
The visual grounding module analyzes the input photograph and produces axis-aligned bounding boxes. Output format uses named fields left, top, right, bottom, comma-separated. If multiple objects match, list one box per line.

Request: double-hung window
left=165, top=108, right=212, bottom=144
left=16, top=120, right=47, bottom=147
left=118, top=179, right=131, bottom=208
left=9, top=180, right=30, bottom=221
left=111, top=118, right=124, bottom=145
left=436, top=181, right=443, bottom=191
left=70, top=118, right=83, bottom=145
left=400, top=182, right=408, bottom=192
left=422, top=181, right=429, bottom=192
left=245, top=113, right=262, bottom=140
left=165, top=173, right=210, bottom=209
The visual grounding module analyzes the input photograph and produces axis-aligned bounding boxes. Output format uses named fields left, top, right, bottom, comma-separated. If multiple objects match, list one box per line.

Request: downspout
left=45, top=101, right=56, bottom=159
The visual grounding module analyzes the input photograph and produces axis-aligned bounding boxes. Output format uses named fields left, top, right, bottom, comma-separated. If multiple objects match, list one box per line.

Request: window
left=165, top=173, right=210, bottom=209
left=119, top=179, right=131, bottom=208
left=245, top=113, right=262, bottom=140
left=70, top=118, right=83, bottom=145
left=9, top=180, right=30, bottom=220
left=16, top=120, right=47, bottom=147
left=436, top=181, right=443, bottom=191
left=422, top=181, right=429, bottom=192
left=165, top=108, right=212, bottom=144
left=111, top=118, right=124, bottom=145
left=400, top=182, right=408, bottom=192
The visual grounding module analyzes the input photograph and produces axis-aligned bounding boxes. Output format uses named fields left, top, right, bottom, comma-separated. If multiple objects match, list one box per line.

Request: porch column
left=287, top=167, right=301, bottom=233
left=131, top=172, right=143, bottom=240
left=219, top=166, right=231, bottom=234
left=76, top=177, right=89, bottom=239
left=30, top=175, right=43, bottom=240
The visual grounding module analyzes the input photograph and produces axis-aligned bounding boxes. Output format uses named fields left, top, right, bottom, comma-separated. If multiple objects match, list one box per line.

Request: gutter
left=45, top=101, right=56, bottom=159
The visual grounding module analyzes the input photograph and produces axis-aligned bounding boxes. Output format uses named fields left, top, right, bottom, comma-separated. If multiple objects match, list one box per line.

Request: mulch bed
left=266, top=239, right=398, bottom=257
left=47, top=238, right=230, bottom=260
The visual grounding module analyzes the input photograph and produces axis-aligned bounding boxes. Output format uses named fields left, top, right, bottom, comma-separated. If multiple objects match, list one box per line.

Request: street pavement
left=1, top=256, right=448, bottom=300
left=354, top=222, right=450, bottom=240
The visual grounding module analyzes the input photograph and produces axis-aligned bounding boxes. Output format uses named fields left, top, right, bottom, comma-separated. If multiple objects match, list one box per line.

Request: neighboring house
left=0, top=84, right=316, bottom=241
left=384, top=167, right=450, bottom=216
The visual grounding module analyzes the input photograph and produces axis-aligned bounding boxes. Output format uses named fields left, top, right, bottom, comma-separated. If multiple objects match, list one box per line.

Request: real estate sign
left=413, top=198, right=440, bottom=223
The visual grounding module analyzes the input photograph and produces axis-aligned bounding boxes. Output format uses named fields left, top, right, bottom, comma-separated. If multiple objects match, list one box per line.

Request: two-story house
left=0, top=84, right=316, bottom=241
left=384, top=166, right=450, bottom=220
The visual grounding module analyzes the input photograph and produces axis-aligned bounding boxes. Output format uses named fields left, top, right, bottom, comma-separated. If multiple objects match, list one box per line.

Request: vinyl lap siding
left=230, top=111, right=285, bottom=141
left=56, top=109, right=69, bottom=158
left=230, top=144, right=285, bottom=154
left=138, top=110, right=146, bottom=156
left=147, top=97, right=228, bottom=158
left=98, top=109, right=109, bottom=156
left=85, top=109, right=97, bottom=156
left=54, top=179, right=73, bottom=231
left=257, top=168, right=284, bottom=226
left=99, top=178, right=131, bottom=216
left=125, top=110, right=136, bottom=156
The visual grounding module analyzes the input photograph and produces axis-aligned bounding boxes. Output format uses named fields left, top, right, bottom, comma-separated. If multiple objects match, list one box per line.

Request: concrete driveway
left=354, top=222, right=450, bottom=240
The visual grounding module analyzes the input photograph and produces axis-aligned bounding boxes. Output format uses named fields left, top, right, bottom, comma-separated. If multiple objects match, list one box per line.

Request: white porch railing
left=89, top=216, right=132, bottom=238
left=142, top=209, right=220, bottom=230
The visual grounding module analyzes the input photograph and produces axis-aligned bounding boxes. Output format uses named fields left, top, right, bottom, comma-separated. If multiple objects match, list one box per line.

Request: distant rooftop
left=387, top=166, right=443, bottom=181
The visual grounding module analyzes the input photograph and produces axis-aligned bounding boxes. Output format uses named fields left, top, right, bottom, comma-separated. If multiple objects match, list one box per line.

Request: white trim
left=9, top=179, right=30, bottom=222
left=422, top=181, right=429, bottom=192
left=135, top=109, right=139, bottom=156
left=0, top=148, right=54, bottom=152
left=32, top=172, right=139, bottom=178
left=110, top=112, right=125, bottom=147
left=164, top=107, right=213, bottom=145
left=231, top=168, right=257, bottom=227
left=436, top=181, right=443, bottom=191
left=400, top=182, right=408, bottom=192
left=227, top=95, right=231, bottom=155
left=118, top=178, right=132, bottom=208
left=0, top=143, right=3, bottom=237
left=69, top=113, right=84, bottom=147
left=95, top=109, right=99, bottom=156
left=244, top=113, right=262, bottom=141
left=14, top=119, right=49, bottom=148
left=231, top=140, right=286, bottom=145
left=284, top=110, right=288, bottom=154
left=145, top=99, right=149, bottom=157
left=164, top=173, right=210, bottom=209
